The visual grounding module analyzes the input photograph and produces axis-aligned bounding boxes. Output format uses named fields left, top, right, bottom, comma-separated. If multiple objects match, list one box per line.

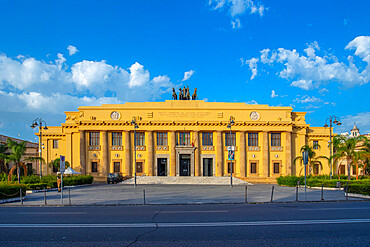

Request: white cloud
left=245, top=57, right=258, bottom=80
left=182, top=70, right=195, bottom=81
left=271, top=90, right=278, bottom=98
left=0, top=51, right=176, bottom=115
left=67, top=45, right=78, bottom=56
left=244, top=36, right=370, bottom=89
left=294, top=95, right=323, bottom=104
left=319, top=88, right=329, bottom=94
left=246, top=99, right=258, bottom=104
left=209, top=0, right=265, bottom=28
left=337, top=112, right=370, bottom=134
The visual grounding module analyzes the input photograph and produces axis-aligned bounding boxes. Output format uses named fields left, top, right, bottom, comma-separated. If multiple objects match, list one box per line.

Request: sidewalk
left=2, top=183, right=364, bottom=206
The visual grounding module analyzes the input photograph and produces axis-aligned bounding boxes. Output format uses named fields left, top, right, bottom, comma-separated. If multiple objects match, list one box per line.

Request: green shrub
left=347, top=184, right=370, bottom=196
left=0, top=183, right=27, bottom=200
left=27, top=183, right=47, bottom=190
left=21, top=175, right=41, bottom=184
left=63, top=175, right=93, bottom=186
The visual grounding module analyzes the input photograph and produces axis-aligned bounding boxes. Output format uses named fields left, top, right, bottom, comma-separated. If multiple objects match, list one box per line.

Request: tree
left=294, top=144, right=329, bottom=176
left=48, top=158, right=70, bottom=172
left=2, top=138, right=44, bottom=183
left=331, top=135, right=368, bottom=181
left=0, top=143, right=9, bottom=174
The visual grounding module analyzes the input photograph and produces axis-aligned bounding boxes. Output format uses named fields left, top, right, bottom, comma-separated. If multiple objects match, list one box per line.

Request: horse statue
left=172, top=87, right=177, bottom=100
left=192, top=88, right=198, bottom=100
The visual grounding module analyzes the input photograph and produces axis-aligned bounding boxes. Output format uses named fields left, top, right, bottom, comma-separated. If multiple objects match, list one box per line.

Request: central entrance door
left=203, top=158, right=213, bottom=176
left=157, top=158, right=167, bottom=176
left=180, top=154, right=191, bottom=176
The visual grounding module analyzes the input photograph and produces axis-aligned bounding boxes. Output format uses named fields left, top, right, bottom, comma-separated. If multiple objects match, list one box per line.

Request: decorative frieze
left=110, top=146, right=123, bottom=151
left=89, top=145, right=101, bottom=151
left=135, top=146, right=146, bottom=151
left=202, top=146, right=214, bottom=151
left=248, top=146, right=260, bottom=151
left=156, top=146, right=169, bottom=151
left=270, top=146, right=283, bottom=151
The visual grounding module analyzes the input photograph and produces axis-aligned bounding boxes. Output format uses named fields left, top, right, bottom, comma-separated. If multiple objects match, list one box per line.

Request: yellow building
left=38, top=100, right=331, bottom=182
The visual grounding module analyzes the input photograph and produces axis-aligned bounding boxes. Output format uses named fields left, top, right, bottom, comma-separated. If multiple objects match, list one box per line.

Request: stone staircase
left=121, top=176, right=251, bottom=185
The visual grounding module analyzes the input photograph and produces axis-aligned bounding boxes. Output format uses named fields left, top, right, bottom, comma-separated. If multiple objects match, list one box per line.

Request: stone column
left=79, top=130, right=86, bottom=175
left=263, top=131, right=269, bottom=177
left=170, top=131, right=176, bottom=176
left=124, top=131, right=131, bottom=176
left=239, top=131, right=246, bottom=177
left=102, top=131, right=109, bottom=176
left=285, top=131, right=292, bottom=175
left=194, top=131, right=200, bottom=176
left=147, top=131, right=154, bottom=176
left=216, top=131, right=223, bottom=177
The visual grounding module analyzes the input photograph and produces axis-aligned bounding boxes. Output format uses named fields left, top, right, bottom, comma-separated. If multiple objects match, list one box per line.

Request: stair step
left=121, top=176, right=252, bottom=185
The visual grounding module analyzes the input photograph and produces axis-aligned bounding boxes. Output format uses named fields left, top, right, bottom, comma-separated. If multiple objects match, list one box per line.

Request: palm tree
left=48, top=158, right=70, bottom=172
left=331, top=135, right=368, bottom=181
left=294, top=144, right=329, bottom=176
left=2, top=138, right=44, bottom=183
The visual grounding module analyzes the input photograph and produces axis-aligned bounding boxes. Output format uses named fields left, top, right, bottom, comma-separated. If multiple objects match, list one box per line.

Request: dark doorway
left=203, top=158, right=213, bottom=176
left=180, top=154, right=191, bottom=176
left=157, top=158, right=167, bottom=176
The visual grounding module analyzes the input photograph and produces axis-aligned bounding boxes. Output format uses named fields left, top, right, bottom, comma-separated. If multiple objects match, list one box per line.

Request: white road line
left=17, top=212, right=87, bottom=215
left=299, top=208, right=370, bottom=211
left=0, top=219, right=369, bottom=228
left=157, top=210, right=229, bottom=214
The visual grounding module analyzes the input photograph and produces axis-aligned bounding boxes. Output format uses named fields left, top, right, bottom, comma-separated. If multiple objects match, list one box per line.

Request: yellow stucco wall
left=38, top=100, right=331, bottom=181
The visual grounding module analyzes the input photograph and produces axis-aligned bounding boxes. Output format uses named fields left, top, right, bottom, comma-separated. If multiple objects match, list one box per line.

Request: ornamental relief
left=250, top=111, right=260, bottom=121
left=110, top=111, right=121, bottom=120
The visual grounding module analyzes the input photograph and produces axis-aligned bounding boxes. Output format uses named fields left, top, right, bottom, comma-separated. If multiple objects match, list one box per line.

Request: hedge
left=277, top=175, right=370, bottom=195
left=0, top=183, right=27, bottom=200
left=347, top=184, right=370, bottom=196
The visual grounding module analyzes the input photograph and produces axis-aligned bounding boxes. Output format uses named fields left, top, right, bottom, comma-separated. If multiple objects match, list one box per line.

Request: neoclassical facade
left=38, top=100, right=331, bottom=182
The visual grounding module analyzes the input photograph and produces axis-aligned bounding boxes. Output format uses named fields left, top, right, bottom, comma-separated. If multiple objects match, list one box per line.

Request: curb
left=347, top=193, right=370, bottom=199
left=26, top=184, right=93, bottom=194
left=0, top=196, right=26, bottom=204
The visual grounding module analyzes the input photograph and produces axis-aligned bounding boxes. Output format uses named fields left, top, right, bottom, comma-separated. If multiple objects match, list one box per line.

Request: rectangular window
left=157, top=132, right=168, bottom=146
left=114, top=162, right=120, bottom=173
left=89, top=132, right=100, bottom=146
left=112, top=132, right=122, bottom=146
left=136, top=162, right=143, bottom=173
left=53, top=140, right=59, bottom=149
left=227, top=162, right=235, bottom=174
left=135, top=132, right=145, bottom=146
left=250, top=162, right=257, bottom=174
left=313, top=164, right=319, bottom=175
left=248, top=133, right=258, bottom=146
left=202, top=133, right=213, bottom=146
left=352, top=165, right=356, bottom=175
left=313, top=140, right=319, bottom=149
left=225, top=133, right=236, bottom=146
left=91, top=162, right=98, bottom=173
left=178, top=132, right=190, bottom=146
left=273, top=163, right=280, bottom=174
left=271, top=133, right=281, bottom=146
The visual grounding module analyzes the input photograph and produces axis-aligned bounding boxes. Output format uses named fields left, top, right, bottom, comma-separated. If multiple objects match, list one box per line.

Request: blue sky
left=0, top=0, right=369, bottom=142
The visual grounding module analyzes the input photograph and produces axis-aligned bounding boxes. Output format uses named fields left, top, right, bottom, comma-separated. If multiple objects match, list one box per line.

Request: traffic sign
left=60, top=155, right=65, bottom=173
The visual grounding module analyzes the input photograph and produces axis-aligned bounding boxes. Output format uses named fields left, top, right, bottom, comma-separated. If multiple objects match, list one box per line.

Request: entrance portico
left=175, top=146, right=196, bottom=176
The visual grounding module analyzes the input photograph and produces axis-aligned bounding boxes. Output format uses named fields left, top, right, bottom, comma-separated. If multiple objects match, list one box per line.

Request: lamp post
left=30, top=118, right=48, bottom=179
left=131, top=117, right=139, bottom=188
left=324, top=115, right=341, bottom=179
left=227, top=116, right=235, bottom=188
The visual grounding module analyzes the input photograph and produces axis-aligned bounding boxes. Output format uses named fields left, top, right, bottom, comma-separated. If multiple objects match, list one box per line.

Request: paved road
left=6, top=184, right=361, bottom=206
left=0, top=201, right=369, bottom=246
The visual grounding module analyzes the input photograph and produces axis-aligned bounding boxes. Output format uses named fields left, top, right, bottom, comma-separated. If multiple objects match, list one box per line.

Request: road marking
left=17, top=212, right=87, bottom=215
left=299, top=208, right=370, bottom=211
left=157, top=210, right=228, bottom=214
left=0, top=219, right=369, bottom=228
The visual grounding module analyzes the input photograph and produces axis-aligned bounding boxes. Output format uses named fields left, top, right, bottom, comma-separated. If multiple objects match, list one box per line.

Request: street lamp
left=227, top=116, right=235, bottom=188
left=131, top=117, right=139, bottom=188
left=324, top=115, right=342, bottom=179
left=30, top=118, right=48, bottom=179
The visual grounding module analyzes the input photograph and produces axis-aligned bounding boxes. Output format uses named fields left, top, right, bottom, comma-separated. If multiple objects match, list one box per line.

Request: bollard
left=244, top=186, right=248, bottom=203
left=68, top=188, right=71, bottom=205
left=143, top=189, right=146, bottom=205
left=321, top=184, right=324, bottom=201
left=296, top=184, right=299, bottom=202
left=44, top=187, right=47, bottom=205
left=270, top=186, right=274, bottom=203
left=20, top=188, right=23, bottom=206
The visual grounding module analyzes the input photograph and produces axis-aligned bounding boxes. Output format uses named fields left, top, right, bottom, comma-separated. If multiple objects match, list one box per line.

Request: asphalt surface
left=5, top=183, right=361, bottom=206
left=0, top=201, right=369, bottom=246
